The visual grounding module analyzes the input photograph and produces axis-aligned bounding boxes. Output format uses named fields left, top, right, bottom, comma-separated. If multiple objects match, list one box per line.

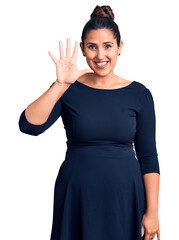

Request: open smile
left=94, top=61, right=109, bottom=68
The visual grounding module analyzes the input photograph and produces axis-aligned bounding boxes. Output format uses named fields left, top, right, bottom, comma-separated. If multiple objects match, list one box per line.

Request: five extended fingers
left=48, top=38, right=78, bottom=64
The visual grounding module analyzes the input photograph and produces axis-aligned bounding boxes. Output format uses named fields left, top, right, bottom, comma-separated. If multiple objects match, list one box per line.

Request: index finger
left=71, top=41, right=78, bottom=61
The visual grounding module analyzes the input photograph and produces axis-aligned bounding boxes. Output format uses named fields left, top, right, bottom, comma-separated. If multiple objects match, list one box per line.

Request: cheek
left=85, top=50, right=95, bottom=59
left=86, top=58, right=94, bottom=66
left=109, top=56, right=118, bottom=65
left=108, top=50, right=118, bottom=59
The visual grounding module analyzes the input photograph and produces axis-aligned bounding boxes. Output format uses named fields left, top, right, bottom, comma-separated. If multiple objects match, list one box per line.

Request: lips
left=95, top=61, right=109, bottom=64
left=94, top=61, right=109, bottom=68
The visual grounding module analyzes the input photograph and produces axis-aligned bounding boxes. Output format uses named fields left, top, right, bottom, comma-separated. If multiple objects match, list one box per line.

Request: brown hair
left=90, top=5, right=114, bottom=21
left=81, top=5, right=121, bottom=48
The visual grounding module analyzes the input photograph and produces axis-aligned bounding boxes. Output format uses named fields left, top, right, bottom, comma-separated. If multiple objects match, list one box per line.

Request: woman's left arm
left=142, top=173, right=160, bottom=239
left=134, top=87, right=161, bottom=239
left=143, top=172, right=160, bottom=214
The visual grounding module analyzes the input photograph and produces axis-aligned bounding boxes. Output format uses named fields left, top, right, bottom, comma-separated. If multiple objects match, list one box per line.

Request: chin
left=93, top=71, right=112, bottom=77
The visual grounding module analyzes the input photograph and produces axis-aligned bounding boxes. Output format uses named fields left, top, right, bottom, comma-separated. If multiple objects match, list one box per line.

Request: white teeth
left=96, top=62, right=108, bottom=66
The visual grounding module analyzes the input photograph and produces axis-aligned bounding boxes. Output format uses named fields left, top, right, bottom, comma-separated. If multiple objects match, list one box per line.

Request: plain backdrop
left=0, top=0, right=178, bottom=239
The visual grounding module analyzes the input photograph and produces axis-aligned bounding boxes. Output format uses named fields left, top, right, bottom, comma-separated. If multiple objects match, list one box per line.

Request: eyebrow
left=86, top=41, right=114, bottom=45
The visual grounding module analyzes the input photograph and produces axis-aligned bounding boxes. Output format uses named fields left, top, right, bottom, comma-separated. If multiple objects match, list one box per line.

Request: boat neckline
left=74, top=80, right=136, bottom=91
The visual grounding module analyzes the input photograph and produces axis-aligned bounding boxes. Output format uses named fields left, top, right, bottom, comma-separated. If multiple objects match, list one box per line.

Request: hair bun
left=90, top=5, right=115, bottom=21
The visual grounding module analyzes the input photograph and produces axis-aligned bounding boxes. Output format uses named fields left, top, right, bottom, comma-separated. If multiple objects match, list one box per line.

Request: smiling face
left=80, top=28, right=123, bottom=77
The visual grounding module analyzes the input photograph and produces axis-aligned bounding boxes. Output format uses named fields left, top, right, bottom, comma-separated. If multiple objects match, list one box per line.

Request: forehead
left=85, top=29, right=115, bottom=42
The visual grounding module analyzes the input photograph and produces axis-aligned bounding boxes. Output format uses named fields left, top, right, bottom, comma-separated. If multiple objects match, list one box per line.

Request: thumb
left=141, top=225, right=145, bottom=237
left=79, top=68, right=94, bottom=77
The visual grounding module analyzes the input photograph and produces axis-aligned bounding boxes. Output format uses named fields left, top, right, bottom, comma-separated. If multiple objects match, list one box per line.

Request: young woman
left=19, top=5, right=160, bottom=240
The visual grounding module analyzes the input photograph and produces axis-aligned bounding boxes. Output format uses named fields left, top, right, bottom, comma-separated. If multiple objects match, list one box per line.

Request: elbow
left=19, top=124, right=42, bottom=136
left=18, top=109, right=44, bottom=136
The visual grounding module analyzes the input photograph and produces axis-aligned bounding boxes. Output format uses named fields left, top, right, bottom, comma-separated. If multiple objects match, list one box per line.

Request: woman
left=19, top=5, right=160, bottom=240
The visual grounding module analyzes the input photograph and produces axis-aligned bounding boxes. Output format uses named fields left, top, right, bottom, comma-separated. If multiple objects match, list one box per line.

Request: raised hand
left=48, top=38, right=94, bottom=85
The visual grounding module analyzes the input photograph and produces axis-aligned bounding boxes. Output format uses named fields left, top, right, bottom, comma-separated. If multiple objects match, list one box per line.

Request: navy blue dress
left=19, top=80, right=160, bottom=240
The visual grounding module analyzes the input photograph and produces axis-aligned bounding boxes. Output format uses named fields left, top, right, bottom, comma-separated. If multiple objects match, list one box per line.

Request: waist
left=66, top=142, right=135, bottom=157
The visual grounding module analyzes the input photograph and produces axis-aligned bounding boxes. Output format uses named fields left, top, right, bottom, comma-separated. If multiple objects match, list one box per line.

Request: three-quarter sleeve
left=134, top=87, right=160, bottom=175
left=18, top=82, right=62, bottom=136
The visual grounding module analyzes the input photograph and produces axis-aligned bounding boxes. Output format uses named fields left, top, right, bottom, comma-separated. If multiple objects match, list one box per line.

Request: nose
left=96, top=48, right=105, bottom=59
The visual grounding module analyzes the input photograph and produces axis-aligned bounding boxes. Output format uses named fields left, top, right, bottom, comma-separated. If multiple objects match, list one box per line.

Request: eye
left=88, top=45, right=96, bottom=49
left=88, top=44, right=112, bottom=50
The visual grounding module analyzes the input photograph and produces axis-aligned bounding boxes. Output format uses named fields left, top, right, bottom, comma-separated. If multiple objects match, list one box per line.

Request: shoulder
left=133, top=80, right=154, bottom=96
left=133, top=82, right=156, bottom=112
left=133, top=81, right=156, bottom=104
left=133, top=80, right=147, bottom=91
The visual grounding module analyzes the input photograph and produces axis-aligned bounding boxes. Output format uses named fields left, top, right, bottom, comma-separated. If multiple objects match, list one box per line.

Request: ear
left=118, top=39, right=123, bottom=55
left=80, top=42, right=85, bottom=56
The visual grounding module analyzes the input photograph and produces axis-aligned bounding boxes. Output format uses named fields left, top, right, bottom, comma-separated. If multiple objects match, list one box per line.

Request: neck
left=87, top=71, right=117, bottom=87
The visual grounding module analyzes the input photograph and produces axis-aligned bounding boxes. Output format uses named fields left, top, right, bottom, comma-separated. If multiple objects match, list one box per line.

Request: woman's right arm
left=19, top=38, right=94, bottom=136
left=18, top=81, right=71, bottom=136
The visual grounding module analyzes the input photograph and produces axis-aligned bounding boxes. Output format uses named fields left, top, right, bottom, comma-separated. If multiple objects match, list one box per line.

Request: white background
left=0, top=0, right=178, bottom=239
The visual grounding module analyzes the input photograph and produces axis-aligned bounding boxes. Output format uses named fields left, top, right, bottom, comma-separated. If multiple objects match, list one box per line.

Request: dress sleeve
left=134, top=87, right=160, bottom=175
left=18, top=82, right=62, bottom=136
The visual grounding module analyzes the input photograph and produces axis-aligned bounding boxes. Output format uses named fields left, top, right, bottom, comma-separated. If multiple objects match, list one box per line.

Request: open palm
left=48, top=38, right=94, bottom=85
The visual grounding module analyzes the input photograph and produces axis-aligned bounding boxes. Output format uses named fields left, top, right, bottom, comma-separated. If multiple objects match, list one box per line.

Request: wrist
left=56, top=80, right=71, bottom=86
left=55, top=80, right=71, bottom=88
left=146, top=208, right=159, bottom=214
